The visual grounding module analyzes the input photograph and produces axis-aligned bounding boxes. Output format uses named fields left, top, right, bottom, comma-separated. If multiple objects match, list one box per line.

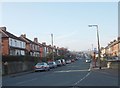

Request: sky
left=0, top=1, right=118, bottom=51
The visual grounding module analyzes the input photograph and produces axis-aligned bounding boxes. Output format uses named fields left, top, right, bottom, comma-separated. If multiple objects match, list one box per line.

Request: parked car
left=112, top=56, right=119, bottom=61
left=71, top=59, right=75, bottom=62
left=60, top=59, right=66, bottom=65
left=34, top=62, right=50, bottom=72
left=85, top=59, right=91, bottom=63
left=48, top=61, right=57, bottom=69
left=55, top=60, right=62, bottom=66
left=66, top=59, right=71, bottom=64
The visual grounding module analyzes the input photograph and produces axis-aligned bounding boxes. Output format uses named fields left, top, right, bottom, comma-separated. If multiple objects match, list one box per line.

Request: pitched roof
left=0, top=27, right=26, bottom=42
left=20, top=36, right=40, bottom=45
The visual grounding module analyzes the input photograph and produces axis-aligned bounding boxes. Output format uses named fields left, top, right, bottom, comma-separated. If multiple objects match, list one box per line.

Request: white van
left=61, top=59, right=66, bottom=65
left=55, top=60, right=62, bottom=66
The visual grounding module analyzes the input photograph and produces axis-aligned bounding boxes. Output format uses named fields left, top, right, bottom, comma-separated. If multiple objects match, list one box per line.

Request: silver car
left=34, top=62, right=50, bottom=72
left=48, top=61, right=57, bottom=69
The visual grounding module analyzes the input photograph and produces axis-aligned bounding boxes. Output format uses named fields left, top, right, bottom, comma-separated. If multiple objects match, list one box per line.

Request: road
left=2, top=58, right=118, bottom=87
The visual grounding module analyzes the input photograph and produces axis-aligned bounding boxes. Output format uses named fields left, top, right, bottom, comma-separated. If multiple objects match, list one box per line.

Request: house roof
left=20, top=36, right=40, bottom=45
left=0, top=27, right=26, bottom=42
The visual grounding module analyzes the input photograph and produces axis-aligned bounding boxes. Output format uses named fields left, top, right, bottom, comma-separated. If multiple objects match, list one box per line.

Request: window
left=9, top=38, right=13, bottom=46
left=37, top=46, right=39, bottom=51
left=10, top=49, right=15, bottom=55
left=10, top=39, right=12, bottom=46
left=30, top=44, right=32, bottom=49
left=15, top=40, right=17, bottom=46
left=17, top=40, right=20, bottom=47
left=21, top=50, right=25, bottom=55
left=20, top=42, right=22, bottom=48
left=23, top=42, right=25, bottom=48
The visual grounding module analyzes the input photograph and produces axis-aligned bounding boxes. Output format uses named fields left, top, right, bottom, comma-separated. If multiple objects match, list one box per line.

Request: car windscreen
left=48, top=62, right=53, bottom=65
left=36, top=63, right=44, bottom=65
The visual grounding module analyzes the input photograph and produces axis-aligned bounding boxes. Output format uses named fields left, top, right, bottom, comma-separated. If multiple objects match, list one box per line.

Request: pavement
left=90, top=60, right=119, bottom=73
left=3, top=70, right=34, bottom=78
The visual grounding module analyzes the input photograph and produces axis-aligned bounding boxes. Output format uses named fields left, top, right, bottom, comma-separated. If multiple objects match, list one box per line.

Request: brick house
left=40, top=43, right=59, bottom=61
left=20, top=34, right=40, bottom=57
left=40, top=42, right=47, bottom=58
left=47, top=45, right=53, bottom=54
left=0, top=27, right=26, bottom=56
left=105, top=38, right=119, bottom=57
left=117, top=37, right=120, bottom=56
left=111, top=40, right=118, bottom=56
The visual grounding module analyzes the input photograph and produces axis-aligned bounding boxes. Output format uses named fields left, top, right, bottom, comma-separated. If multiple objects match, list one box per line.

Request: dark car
left=85, top=59, right=91, bottom=63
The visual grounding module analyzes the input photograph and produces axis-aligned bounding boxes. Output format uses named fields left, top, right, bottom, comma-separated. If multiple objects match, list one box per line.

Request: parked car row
left=34, top=58, right=77, bottom=72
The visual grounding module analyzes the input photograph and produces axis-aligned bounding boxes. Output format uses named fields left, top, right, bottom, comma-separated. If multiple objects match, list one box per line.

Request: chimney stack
left=42, top=42, right=46, bottom=45
left=21, top=34, right=26, bottom=38
left=34, top=38, right=38, bottom=43
left=0, top=27, right=6, bottom=31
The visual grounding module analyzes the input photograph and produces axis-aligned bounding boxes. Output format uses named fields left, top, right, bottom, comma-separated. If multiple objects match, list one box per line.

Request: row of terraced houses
left=0, top=27, right=69, bottom=59
left=101, top=37, right=120, bottom=58
left=0, top=27, right=71, bottom=75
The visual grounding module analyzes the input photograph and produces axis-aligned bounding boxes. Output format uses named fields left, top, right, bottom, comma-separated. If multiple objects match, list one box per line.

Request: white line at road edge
left=74, top=71, right=91, bottom=86
left=15, top=78, right=38, bottom=85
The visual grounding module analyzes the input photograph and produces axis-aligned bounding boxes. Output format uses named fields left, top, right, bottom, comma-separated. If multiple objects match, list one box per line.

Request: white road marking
left=16, top=78, right=38, bottom=85
left=54, top=69, right=90, bottom=73
left=73, top=63, right=92, bottom=86
left=74, top=71, right=91, bottom=86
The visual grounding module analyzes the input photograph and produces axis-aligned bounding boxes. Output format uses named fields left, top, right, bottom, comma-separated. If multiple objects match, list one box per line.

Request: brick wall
left=2, top=38, right=9, bottom=55
left=26, top=43, right=30, bottom=53
left=111, top=43, right=118, bottom=56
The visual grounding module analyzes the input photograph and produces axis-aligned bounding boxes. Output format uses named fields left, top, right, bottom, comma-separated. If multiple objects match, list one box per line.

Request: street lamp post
left=88, top=25, right=101, bottom=69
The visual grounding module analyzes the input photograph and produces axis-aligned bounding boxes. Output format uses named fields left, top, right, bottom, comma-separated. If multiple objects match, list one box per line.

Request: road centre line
left=74, top=71, right=91, bottom=86
left=15, top=78, right=38, bottom=85
left=73, top=63, right=91, bottom=86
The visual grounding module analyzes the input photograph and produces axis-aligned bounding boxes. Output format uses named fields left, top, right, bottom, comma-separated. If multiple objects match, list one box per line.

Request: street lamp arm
left=88, top=25, right=98, bottom=27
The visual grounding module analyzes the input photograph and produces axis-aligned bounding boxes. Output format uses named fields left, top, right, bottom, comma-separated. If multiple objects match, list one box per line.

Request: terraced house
left=20, top=34, right=40, bottom=57
left=0, top=27, right=26, bottom=56
left=105, top=37, right=120, bottom=57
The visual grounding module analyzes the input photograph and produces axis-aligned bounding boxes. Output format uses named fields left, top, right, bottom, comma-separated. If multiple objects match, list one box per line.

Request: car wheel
left=48, top=68, right=50, bottom=71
